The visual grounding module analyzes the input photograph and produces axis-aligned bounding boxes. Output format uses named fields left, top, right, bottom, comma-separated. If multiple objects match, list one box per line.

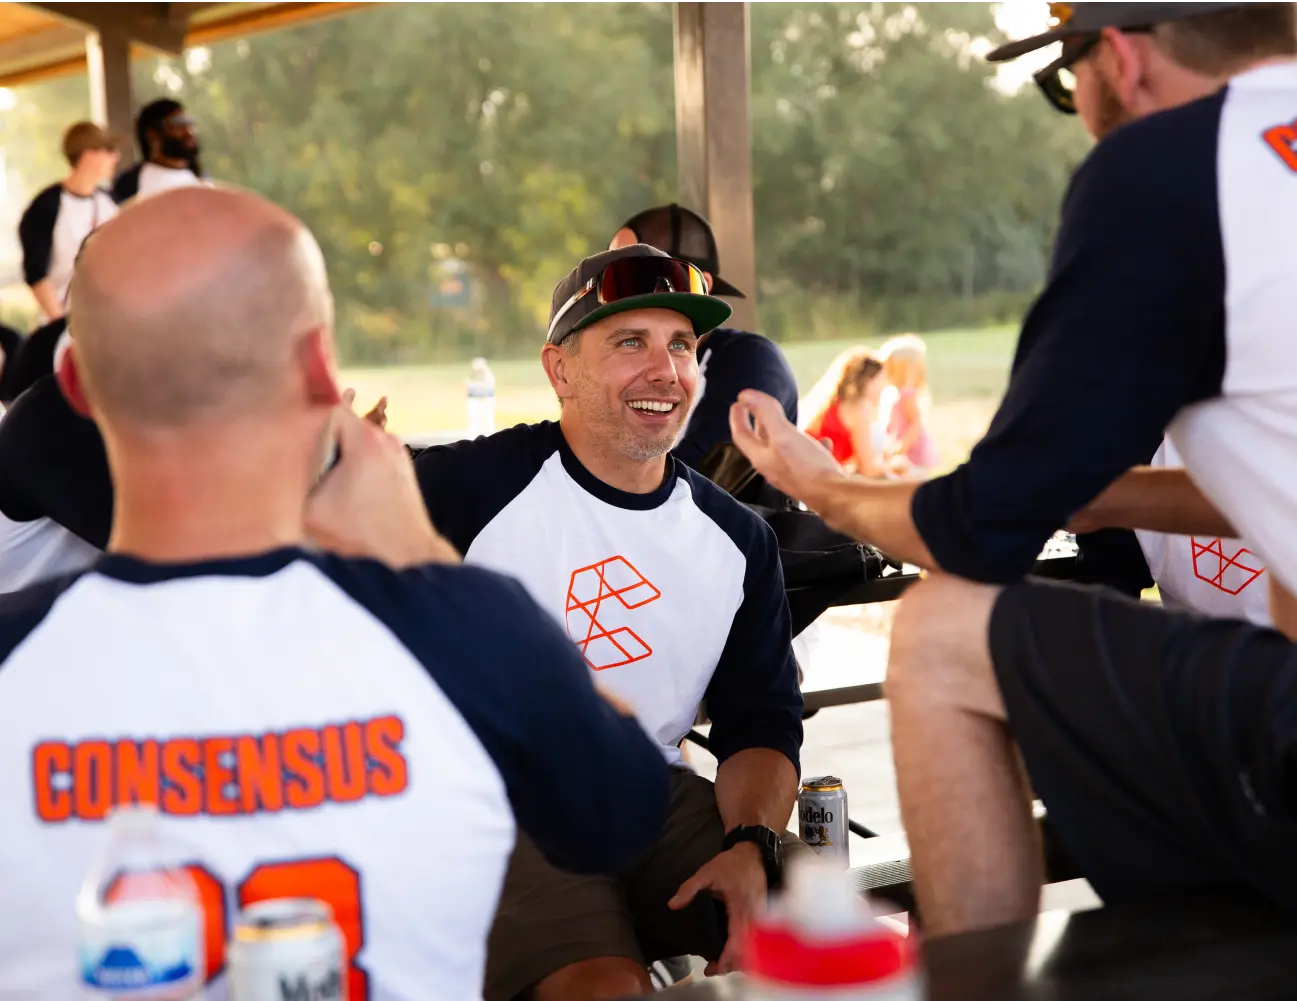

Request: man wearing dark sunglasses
left=413, top=244, right=802, bottom=1000
left=730, top=2, right=1297, bottom=938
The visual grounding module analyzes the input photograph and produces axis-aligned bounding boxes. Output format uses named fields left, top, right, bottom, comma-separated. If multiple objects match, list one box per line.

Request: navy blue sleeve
left=321, top=557, right=670, bottom=874
left=18, top=185, right=60, bottom=287
left=0, top=374, right=113, bottom=548
left=110, top=165, right=141, bottom=205
left=5, top=319, right=64, bottom=403
left=413, top=422, right=559, bottom=555
left=686, top=473, right=803, bottom=771
left=673, top=329, right=800, bottom=470
left=911, top=95, right=1228, bottom=584
left=0, top=324, right=22, bottom=403
left=0, top=570, right=85, bottom=665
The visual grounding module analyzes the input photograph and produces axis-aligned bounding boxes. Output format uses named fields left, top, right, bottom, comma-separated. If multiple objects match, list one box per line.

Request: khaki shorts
left=484, top=769, right=728, bottom=1001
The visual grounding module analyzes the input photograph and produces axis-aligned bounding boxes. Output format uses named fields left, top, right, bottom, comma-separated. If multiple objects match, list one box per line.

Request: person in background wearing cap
left=111, top=98, right=206, bottom=203
left=17, top=121, right=120, bottom=324
left=413, top=244, right=803, bottom=999
left=730, top=2, right=1297, bottom=936
left=611, top=204, right=799, bottom=471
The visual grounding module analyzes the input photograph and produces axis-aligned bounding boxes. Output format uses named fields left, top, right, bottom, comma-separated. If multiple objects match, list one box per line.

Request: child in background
left=800, top=347, right=904, bottom=478
left=880, top=334, right=939, bottom=472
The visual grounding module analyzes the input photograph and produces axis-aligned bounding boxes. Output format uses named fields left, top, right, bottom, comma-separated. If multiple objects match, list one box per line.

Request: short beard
left=1091, top=69, right=1133, bottom=140
left=567, top=363, right=684, bottom=463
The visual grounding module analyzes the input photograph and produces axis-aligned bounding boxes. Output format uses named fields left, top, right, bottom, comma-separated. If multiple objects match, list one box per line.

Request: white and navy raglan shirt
left=1136, top=437, right=1270, bottom=625
left=18, top=183, right=117, bottom=320
left=111, top=162, right=206, bottom=203
left=0, top=550, right=668, bottom=1001
left=912, top=63, right=1297, bottom=597
left=414, top=421, right=803, bottom=772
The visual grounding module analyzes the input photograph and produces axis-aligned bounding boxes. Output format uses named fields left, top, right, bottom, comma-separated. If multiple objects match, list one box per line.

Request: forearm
left=810, top=475, right=938, bottom=569
left=1078, top=467, right=1237, bottom=537
left=713, top=747, right=798, bottom=833
left=30, top=279, right=61, bottom=320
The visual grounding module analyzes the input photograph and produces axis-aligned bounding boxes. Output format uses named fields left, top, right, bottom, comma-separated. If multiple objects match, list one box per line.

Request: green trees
left=2, top=3, right=1091, bottom=359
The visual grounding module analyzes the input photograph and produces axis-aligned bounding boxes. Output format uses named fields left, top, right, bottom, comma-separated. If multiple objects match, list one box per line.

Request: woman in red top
left=801, top=348, right=905, bottom=478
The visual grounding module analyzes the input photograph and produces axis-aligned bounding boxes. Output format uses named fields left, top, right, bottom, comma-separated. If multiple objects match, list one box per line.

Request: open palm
left=729, top=390, right=846, bottom=510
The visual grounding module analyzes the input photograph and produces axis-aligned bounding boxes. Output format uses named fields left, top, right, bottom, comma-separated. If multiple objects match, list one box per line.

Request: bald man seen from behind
left=0, top=187, right=669, bottom=1001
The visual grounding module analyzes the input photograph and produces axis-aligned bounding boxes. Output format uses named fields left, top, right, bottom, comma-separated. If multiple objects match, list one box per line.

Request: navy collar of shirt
left=554, top=424, right=678, bottom=512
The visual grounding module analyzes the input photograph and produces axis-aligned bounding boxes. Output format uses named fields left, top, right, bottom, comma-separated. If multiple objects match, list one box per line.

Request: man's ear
left=703, top=271, right=715, bottom=294
left=541, top=342, right=578, bottom=405
left=297, top=327, right=343, bottom=408
left=1097, top=27, right=1150, bottom=112
left=56, top=344, right=93, bottom=418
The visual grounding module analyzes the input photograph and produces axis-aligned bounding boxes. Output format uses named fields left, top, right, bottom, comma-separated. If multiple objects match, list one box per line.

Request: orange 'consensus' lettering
left=31, top=716, right=408, bottom=824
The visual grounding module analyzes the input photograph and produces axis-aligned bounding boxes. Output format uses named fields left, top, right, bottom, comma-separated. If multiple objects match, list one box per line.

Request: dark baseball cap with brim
left=617, top=203, right=746, bottom=298
left=986, top=2, right=1248, bottom=61
left=547, top=244, right=732, bottom=346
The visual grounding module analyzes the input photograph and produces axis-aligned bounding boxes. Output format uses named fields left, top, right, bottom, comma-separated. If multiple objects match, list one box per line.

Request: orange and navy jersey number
left=108, top=856, right=368, bottom=1001
left=30, top=715, right=409, bottom=823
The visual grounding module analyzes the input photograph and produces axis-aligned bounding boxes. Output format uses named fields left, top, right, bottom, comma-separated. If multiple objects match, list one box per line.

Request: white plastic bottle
left=741, top=853, right=920, bottom=1000
left=76, top=805, right=204, bottom=1000
left=466, top=357, right=496, bottom=438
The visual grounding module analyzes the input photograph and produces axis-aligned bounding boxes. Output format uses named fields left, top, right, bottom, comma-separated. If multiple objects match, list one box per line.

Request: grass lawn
left=343, top=324, right=1018, bottom=464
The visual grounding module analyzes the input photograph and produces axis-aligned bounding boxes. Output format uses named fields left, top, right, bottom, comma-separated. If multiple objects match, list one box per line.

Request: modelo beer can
left=798, top=776, right=850, bottom=868
left=227, top=898, right=346, bottom=1001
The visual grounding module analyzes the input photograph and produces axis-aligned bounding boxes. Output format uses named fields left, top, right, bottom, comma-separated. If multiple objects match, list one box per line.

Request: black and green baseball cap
left=546, top=244, right=733, bottom=346
left=987, top=2, right=1250, bottom=62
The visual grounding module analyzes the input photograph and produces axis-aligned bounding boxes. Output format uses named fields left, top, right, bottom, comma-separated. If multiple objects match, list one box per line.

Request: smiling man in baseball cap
left=413, top=244, right=803, bottom=999
left=728, top=1, right=1297, bottom=938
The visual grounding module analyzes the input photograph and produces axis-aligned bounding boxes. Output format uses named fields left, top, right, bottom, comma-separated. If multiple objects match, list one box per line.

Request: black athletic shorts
left=989, top=579, right=1297, bottom=908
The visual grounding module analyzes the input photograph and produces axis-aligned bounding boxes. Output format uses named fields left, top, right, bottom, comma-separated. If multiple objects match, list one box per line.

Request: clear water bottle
left=76, top=805, right=204, bottom=1000
left=742, top=853, right=920, bottom=1000
left=466, top=357, right=495, bottom=438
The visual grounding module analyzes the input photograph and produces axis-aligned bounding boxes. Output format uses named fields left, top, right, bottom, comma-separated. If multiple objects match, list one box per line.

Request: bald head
left=69, top=186, right=334, bottom=428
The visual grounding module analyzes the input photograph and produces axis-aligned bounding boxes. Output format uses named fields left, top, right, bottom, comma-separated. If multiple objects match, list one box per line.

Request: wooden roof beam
left=0, top=19, right=83, bottom=78
left=25, top=2, right=186, bottom=55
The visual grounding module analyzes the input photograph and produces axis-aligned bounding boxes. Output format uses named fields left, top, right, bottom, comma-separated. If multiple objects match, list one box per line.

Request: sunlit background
left=0, top=0, right=1085, bottom=455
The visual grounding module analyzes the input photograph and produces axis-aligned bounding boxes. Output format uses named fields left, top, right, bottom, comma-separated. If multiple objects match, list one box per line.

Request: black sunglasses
left=1033, top=27, right=1154, bottom=115
left=1033, top=35, right=1101, bottom=114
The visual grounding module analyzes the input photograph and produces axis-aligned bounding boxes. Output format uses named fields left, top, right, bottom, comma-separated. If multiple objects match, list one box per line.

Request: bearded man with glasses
left=728, top=1, right=1297, bottom=938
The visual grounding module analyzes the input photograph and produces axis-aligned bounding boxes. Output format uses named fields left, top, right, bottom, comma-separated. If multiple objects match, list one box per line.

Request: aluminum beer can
left=227, top=898, right=346, bottom=1001
left=798, top=775, right=850, bottom=867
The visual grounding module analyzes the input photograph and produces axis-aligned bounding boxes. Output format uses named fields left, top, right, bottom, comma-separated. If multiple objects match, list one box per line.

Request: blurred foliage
left=0, top=3, right=1091, bottom=362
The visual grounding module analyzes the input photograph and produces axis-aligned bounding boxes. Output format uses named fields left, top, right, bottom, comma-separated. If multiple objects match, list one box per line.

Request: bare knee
left=885, top=574, right=1005, bottom=718
left=533, top=957, right=652, bottom=1001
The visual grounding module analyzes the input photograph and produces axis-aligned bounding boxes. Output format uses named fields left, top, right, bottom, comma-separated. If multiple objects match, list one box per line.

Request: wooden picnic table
left=622, top=890, right=1297, bottom=1001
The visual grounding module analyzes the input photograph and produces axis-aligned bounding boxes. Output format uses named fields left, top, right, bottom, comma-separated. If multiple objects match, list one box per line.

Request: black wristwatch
left=722, top=824, right=784, bottom=891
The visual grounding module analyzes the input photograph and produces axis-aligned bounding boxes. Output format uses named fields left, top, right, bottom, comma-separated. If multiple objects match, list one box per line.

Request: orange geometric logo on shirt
left=565, top=556, right=661, bottom=671
left=1263, top=120, right=1297, bottom=173
left=1191, top=537, right=1265, bottom=595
